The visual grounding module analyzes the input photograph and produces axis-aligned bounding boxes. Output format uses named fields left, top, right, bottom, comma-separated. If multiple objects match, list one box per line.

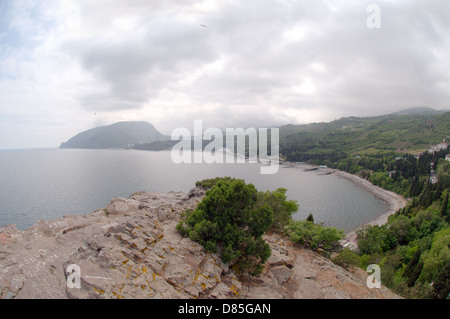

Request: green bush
left=332, top=248, right=361, bottom=269
left=177, top=179, right=273, bottom=276
left=256, top=188, right=298, bottom=233
left=195, top=177, right=240, bottom=190
left=289, top=220, right=344, bottom=252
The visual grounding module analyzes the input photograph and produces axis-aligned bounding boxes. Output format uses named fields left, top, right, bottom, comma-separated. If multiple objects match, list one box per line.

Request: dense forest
left=338, top=154, right=449, bottom=299
left=279, top=110, right=450, bottom=299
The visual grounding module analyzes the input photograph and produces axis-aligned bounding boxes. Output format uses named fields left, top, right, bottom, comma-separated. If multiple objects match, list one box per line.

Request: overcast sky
left=0, top=0, right=449, bottom=149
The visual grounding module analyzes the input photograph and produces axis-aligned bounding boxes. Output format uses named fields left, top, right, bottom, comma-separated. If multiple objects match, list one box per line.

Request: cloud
left=1, top=0, right=450, bottom=148
left=68, top=15, right=217, bottom=111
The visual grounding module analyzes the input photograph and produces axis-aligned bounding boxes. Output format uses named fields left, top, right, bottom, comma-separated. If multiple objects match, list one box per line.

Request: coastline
left=282, top=162, right=408, bottom=249
left=333, top=170, right=408, bottom=249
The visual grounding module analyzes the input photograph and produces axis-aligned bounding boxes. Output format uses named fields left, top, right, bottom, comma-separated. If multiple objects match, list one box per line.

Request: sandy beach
left=333, top=170, right=408, bottom=249
left=281, top=162, right=409, bottom=249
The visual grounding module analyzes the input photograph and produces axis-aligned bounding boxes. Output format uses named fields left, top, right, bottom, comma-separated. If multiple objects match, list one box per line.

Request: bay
left=0, top=148, right=386, bottom=232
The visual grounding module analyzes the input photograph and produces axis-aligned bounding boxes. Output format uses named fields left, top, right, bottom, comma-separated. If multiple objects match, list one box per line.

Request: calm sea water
left=0, top=148, right=386, bottom=233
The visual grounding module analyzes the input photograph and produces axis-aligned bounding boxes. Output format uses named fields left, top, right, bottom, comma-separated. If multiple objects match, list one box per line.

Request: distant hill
left=389, top=107, right=448, bottom=116
left=279, top=109, right=450, bottom=164
left=60, top=122, right=169, bottom=149
left=132, top=140, right=180, bottom=151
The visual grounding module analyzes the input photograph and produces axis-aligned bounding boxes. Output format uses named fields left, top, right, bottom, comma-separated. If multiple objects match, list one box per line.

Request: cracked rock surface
left=0, top=188, right=400, bottom=299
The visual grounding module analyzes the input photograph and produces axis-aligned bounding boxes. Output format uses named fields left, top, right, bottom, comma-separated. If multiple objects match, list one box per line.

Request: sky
left=0, top=0, right=449, bottom=149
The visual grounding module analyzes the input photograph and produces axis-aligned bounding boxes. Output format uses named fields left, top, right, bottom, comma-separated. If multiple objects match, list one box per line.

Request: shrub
left=177, top=179, right=273, bottom=276
left=332, top=248, right=361, bottom=269
left=289, top=220, right=344, bottom=252
left=256, top=188, right=299, bottom=233
left=195, top=177, right=241, bottom=190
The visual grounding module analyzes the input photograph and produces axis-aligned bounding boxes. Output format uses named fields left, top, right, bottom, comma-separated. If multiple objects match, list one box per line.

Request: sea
left=0, top=148, right=387, bottom=233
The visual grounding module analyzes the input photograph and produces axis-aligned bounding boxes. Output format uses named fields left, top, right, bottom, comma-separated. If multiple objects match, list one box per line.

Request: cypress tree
left=420, top=182, right=431, bottom=207
left=409, top=176, right=423, bottom=197
left=432, top=263, right=450, bottom=299
left=441, top=193, right=449, bottom=217
left=403, top=249, right=421, bottom=279
left=407, top=261, right=424, bottom=288
left=407, top=206, right=412, bottom=216
left=434, top=182, right=443, bottom=201
left=409, top=176, right=417, bottom=197
left=427, top=191, right=434, bottom=207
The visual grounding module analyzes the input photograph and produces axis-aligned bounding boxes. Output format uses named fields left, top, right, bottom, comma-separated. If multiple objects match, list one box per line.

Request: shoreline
left=333, top=170, right=408, bottom=249
left=282, top=162, right=408, bottom=249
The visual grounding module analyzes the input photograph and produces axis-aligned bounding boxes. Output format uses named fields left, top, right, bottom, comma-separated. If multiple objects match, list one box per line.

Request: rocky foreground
left=0, top=188, right=400, bottom=299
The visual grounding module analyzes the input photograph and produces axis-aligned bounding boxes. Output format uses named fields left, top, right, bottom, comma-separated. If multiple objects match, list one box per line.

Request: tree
left=431, top=263, right=450, bottom=299
left=306, top=213, right=315, bottom=223
left=177, top=179, right=273, bottom=276
left=356, top=225, right=398, bottom=255
left=419, top=228, right=450, bottom=284
left=389, top=215, right=412, bottom=245
left=257, top=188, right=298, bottom=233
left=407, top=261, right=423, bottom=288
left=314, top=227, right=345, bottom=251
left=402, top=248, right=422, bottom=280
left=440, top=192, right=449, bottom=217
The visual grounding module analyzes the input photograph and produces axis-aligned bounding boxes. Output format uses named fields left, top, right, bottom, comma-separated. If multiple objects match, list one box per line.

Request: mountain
left=279, top=110, right=450, bottom=163
left=60, top=121, right=169, bottom=149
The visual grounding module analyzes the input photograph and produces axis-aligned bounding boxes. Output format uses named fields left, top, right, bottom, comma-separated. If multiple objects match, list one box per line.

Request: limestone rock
left=188, top=187, right=205, bottom=199
left=270, top=266, right=292, bottom=285
left=106, top=197, right=140, bottom=216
